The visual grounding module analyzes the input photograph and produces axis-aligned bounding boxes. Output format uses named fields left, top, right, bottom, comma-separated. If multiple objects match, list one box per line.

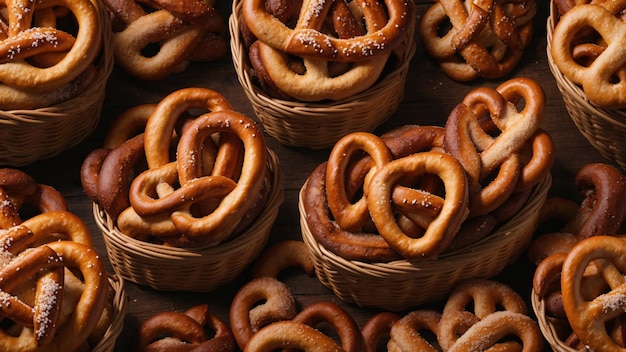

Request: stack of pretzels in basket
left=237, top=0, right=416, bottom=101
left=549, top=0, right=626, bottom=108
left=302, top=77, right=554, bottom=261
left=0, top=168, right=118, bottom=352
left=81, top=87, right=275, bottom=248
left=419, top=0, right=537, bottom=82
left=0, top=0, right=104, bottom=109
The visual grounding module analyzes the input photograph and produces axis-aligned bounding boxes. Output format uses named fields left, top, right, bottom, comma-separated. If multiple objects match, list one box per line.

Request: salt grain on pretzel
left=243, top=320, right=343, bottom=352
left=387, top=310, right=441, bottom=352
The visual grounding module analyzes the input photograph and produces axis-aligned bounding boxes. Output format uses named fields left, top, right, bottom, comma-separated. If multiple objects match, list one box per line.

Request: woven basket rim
left=0, top=0, right=114, bottom=122
left=546, top=1, right=626, bottom=121
left=300, top=173, right=551, bottom=271
left=229, top=0, right=416, bottom=111
left=95, top=149, right=283, bottom=259
left=531, top=288, right=579, bottom=352
left=92, top=274, right=127, bottom=352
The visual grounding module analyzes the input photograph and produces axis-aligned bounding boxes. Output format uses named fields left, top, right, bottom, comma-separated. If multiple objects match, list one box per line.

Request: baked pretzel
left=551, top=4, right=626, bottom=108
left=243, top=320, right=343, bottom=352
left=229, top=277, right=297, bottom=350
left=242, top=0, right=415, bottom=62
left=137, top=304, right=235, bottom=352
left=293, top=302, right=364, bottom=352
left=419, top=0, right=535, bottom=81
left=103, top=0, right=227, bottom=80
left=251, top=240, right=315, bottom=279
left=366, top=151, right=469, bottom=260
left=561, top=235, right=626, bottom=351
left=361, top=312, right=401, bottom=352
left=387, top=310, right=441, bottom=352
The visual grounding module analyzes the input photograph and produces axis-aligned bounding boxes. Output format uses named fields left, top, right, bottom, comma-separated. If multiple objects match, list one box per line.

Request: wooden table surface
left=13, top=0, right=623, bottom=350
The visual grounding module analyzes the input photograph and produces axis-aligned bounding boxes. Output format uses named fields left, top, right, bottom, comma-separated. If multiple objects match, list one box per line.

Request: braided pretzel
left=366, top=151, right=469, bottom=260
left=104, top=0, right=227, bottom=80
left=242, top=0, right=414, bottom=62
left=243, top=320, right=343, bottom=352
left=387, top=310, right=441, bottom=352
left=0, top=241, right=108, bottom=352
left=561, top=236, right=626, bottom=351
left=551, top=4, right=626, bottom=108
left=137, top=304, right=235, bottom=352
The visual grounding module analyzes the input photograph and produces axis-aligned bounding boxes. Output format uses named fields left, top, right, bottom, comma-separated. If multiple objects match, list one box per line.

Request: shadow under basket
left=0, top=1, right=114, bottom=167
left=300, top=174, right=551, bottom=311
left=94, top=150, right=284, bottom=292
left=229, top=0, right=416, bottom=150
left=546, top=2, right=626, bottom=172
left=531, top=288, right=580, bottom=352
left=93, top=275, right=127, bottom=352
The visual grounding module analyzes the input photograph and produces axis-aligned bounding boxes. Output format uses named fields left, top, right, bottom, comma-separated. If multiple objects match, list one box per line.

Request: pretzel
left=361, top=312, right=401, bottom=352
left=293, top=302, right=364, bottom=352
left=242, top=0, right=415, bottom=62
left=137, top=304, right=235, bottom=352
left=0, top=241, right=108, bottom=352
left=551, top=4, right=626, bottom=108
left=387, top=310, right=441, bottom=352
left=251, top=240, right=315, bottom=279
left=243, top=320, right=343, bottom=352
left=229, top=277, right=297, bottom=350
left=446, top=311, right=544, bottom=351
left=560, top=235, right=626, bottom=351
left=104, top=0, right=227, bottom=80
left=366, top=151, right=469, bottom=260
left=419, top=0, right=535, bottom=81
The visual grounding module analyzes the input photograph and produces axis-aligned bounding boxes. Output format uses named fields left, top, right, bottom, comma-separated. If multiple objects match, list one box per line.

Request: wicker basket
left=300, top=174, right=551, bottom=311
left=0, top=0, right=114, bottom=166
left=531, top=288, right=580, bottom=352
left=229, top=0, right=416, bottom=150
left=93, top=275, right=127, bottom=352
left=94, top=150, right=284, bottom=292
left=546, top=2, right=626, bottom=172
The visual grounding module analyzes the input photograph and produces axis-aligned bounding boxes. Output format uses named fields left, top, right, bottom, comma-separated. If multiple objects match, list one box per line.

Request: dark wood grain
left=12, top=0, right=621, bottom=350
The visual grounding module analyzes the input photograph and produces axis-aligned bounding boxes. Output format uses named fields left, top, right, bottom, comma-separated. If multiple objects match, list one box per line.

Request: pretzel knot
left=242, top=0, right=415, bottom=62
left=419, top=0, right=535, bottom=81
left=103, top=0, right=227, bottom=80
left=551, top=4, right=626, bottom=108
left=561, top=236, right=626, bottom=351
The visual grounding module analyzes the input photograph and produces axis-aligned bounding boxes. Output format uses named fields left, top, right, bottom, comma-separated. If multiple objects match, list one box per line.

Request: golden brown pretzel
left=243, top=320, right=343, bottom=352
left=242, top=0, right=415, bottom=62
left=104, top=0, right=227, bottom=80
left=229, top=277, right=297, bottom=351
left=293, top=302, right=364, bottom=352
left=551, top=4, right=626, bottom=108
left=361, top=312, right=401, bottom=352
left=561, top=236, right=626, bottom=351
left=137, top=304, right=235, bottom=352
left=366, top=151, right=469, bottom=260
left=0, top=241, right=108, bottom=352
left=387, top=310, right=441, bottom=352
left=251, top=240, right=315, bottom=279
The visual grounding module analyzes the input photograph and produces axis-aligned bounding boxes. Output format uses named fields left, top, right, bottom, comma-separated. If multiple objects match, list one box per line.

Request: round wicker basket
left=531, top=289, right=579, bottom=352
left=0, top=0, right=114, bottom=167
left=93, top=275, right=127, bottom=352
left=546, top=2, right=626, bottom=172
left=229, top=0, right=416, bottom=150
left=94, top=150, right=284, bottom=292
left=300, top=174, right=551, bottom=311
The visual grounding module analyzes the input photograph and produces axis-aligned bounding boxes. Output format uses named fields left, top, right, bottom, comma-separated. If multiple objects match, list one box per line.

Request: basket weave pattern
left=93, top=275, right=127, bottom=352
left=95, top=151, right=284, bottom=292
left=229, top=0, right=416, bottom=149
left=0, top=1, right=114, bottom=166
left=300, top=174, right=551, bottom=311
left=546, top=3, right=626, bottom=171
left=531, top=289, right=579, bottom=352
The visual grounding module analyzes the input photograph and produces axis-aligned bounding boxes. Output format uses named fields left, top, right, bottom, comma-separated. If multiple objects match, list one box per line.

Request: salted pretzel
left=242, top=0, right=415, bottom=62
left=561, top=235, right=626, bottom=351
left=387, top=310, right=441, bottom=352
left=229, top=277, right=297, bottom=350
left=243, top=320, right=343, bottom=352
left=293, top=302, right=364, bottom=352
left=444, top=78, right=545, bottom=217
left=419, top=0, right=535, bottom=81
left=551, top=4, right=626, bottom=108
left=103, top=0, right=227, bottom=80
left=0, top=241, right=108, bottom=352
left=137, top=304, right=235, bottom=352
left=366, top=151, right=469, bottom=260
